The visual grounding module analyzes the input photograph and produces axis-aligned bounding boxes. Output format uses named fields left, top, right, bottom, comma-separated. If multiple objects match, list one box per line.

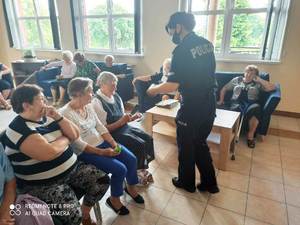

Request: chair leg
left=93, top=201, right=102, bottom=223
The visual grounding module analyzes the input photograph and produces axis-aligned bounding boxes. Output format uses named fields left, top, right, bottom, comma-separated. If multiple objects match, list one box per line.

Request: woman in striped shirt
left=2, top=84, right=109, bottom=225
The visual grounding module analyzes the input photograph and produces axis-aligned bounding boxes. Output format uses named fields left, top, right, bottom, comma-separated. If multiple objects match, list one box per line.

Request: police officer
left=147, top=12, right=219, bottom=193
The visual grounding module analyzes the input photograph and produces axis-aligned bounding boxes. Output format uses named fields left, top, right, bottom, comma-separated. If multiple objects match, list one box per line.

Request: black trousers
left=176, top=115, right=217, bottom=189
left=111, top=125, right=155, bottom=169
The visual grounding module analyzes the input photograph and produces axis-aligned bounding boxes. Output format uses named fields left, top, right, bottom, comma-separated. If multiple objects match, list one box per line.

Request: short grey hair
left=97, top=71, right=118, bottom=87
left=68, top=77, right=93, bottom=98
left=62, top=50, right=73, bottom=61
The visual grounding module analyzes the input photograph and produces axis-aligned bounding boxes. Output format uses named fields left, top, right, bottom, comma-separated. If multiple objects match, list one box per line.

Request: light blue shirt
left=0, top=145, right=15, bottom=203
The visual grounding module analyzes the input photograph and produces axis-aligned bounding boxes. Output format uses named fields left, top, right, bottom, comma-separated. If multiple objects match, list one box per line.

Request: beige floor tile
left=285, top=185, right=300, bottom=207
left=127, top=186, right=172, bottom=215
left=248, top=177, right=285, bottom=202
left=259, top=134, right=280, bottom=146
left=251, top=162, right=283, bottom=183
left=226, top=154, right=252, bottom=176
left=208, top=186, right=247, bottom=215
left=175, top=187, right=209, bottom=203
left=278, top=117, right=300, bottom=132
left=246, top=195, right=288, bottom=225
left=283, top=169, right=300, bottom=188
left=112, top=204, right=159, bottom=225
left=159, top=151, right=178, bottom=174
left=156, top=216, right=185, bottom=225
left=151, top=167, right=177, bottom=192
left=287, top=204, right=300, bottom=225
left=252, top=151, right=281, bottom=168
left=91, top=203, right=118, bottom=225
left=281, top=155, right=300, bottom=172
left=148, top=160, right=160, bottom=174
left=244, top=217, right=273, bottom=225
left=217, top=171, right=249, bottom=193
left=162, top=193, right=206, bottom=225
left=280, top=146, right=300, bottom=159
left=279, top=137, right=300, bottom=148
left=235, top=145, right=253, bottom=158
left=254, top=143, right=280, bottom=156
left=200, top=205, right=244, bottom=225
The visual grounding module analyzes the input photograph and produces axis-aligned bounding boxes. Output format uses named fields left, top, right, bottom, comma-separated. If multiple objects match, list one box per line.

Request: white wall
left=0, top=0, right=300, bottom=113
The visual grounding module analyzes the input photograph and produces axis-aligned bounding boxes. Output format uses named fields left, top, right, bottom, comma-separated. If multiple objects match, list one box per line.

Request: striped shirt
left=2, top=115, right=77, bottom=187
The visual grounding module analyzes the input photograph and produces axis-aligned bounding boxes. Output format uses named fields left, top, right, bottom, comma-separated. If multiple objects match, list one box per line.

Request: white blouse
left=59, top=103, right=108, bottom=154
left=91, top=89, right=125, bottom=126
left=46, top=60, right=77, bottom=79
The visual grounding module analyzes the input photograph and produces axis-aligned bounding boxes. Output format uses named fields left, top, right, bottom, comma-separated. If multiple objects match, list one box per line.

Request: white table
left=144, top=104, right=240, bottom=170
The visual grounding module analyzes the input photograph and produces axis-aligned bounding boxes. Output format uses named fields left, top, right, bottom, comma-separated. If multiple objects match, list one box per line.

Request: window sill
left=83, top=50, right=144, bottom=58
left=216, top=58, right=281, bottom=64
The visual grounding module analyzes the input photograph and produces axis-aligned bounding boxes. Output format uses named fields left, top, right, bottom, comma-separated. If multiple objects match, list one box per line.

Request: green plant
left=23, top=49, right=36, bottom=58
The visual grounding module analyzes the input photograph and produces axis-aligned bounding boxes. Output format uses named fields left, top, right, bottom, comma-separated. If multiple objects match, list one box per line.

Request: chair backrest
left=94, top=61, right=128, bottom=75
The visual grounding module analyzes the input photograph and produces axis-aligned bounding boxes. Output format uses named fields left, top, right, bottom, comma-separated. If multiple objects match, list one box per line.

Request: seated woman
left=0, top=144, right=16, bottom=225
left=60, top=78, right=144, bottom=216
left=73, top=52, right=101, bottom=87
left=0, top=63, right=13, bottom=110
left=132, top=58, right=180, bottom=113
left=2, top=84, right=109, bottom=225
left=42, top=51, right=77, bottom=106
left=102, top=55, right=126, bottom=79
left=92, top=72, right=155, bottom=184
left=218, top=65, right=276, bottom=148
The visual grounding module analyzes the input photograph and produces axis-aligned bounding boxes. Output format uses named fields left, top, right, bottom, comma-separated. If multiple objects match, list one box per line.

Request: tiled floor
left=91, top=131, right=300, bottom=225
left=1, top=108, right=299, bottom=225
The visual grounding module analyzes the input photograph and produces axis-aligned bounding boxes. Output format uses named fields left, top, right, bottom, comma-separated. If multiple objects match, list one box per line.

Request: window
left=3, top=0, right=61, bottom=49
left=187, top=0, right=291, bottom=61
left=71, top=0, right=141, bottom=54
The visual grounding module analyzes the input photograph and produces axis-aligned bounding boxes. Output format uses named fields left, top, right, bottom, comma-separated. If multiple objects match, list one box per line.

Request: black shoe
left=124, top=187, right=144, bottom=204
left=196, top=183, right=220, bottom=194
left=171, top=177, right=196, bottom=193
left=105, top=197, right=129, bottom=215
left=247, top=139, right=256, bottom=148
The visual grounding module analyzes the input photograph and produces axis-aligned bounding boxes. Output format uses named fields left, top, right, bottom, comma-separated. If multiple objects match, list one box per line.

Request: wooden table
left=144, top=104, right=240, bottom=170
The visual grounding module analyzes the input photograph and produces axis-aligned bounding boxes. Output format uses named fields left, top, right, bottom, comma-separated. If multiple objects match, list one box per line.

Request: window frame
left=3, top=0, right=61, bottom=50
left=187, top=0, right=291, bottom=61
left=71, top=0, right=141, bottom=55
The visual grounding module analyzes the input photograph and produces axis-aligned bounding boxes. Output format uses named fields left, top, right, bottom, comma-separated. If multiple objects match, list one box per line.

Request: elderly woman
left=73, top=52, right=101, bottom=86
left=2, top=84, right=109, bottom=225
left=0, top=144, right=16, bottom=225
left=0, top=63, right=13, bottom=110
left=218, top=65, right=276, bottom=148
left=102, top=55, right=125, bottom=79
left=92, top=72, right=155, bottom=184
left=132, top=58, right=180, bottom=113
left=42, top=50, right=77, bottom=106
left=60, top=78, right=144, bottom=216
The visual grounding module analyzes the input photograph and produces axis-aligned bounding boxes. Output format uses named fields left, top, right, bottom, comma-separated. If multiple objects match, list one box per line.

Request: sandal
left=247, top=139, right=256, bottom=148
left=142, top=170, right=154, bottom=183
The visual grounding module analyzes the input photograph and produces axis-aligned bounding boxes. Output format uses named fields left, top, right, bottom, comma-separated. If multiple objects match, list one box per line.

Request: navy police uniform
left=167, top=31, right=218, bottom=190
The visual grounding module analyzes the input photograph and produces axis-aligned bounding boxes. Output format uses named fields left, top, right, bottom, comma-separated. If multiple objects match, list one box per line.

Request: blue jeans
left=77, top=141, right=138, bottom=197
